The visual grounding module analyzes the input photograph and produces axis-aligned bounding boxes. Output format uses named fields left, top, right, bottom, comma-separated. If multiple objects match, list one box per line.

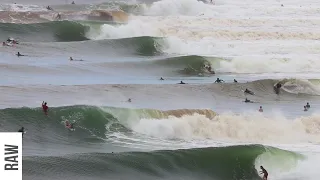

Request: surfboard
left=243, top=100, right=255, bottom=103
left=243, top=90, right=255, bottom=95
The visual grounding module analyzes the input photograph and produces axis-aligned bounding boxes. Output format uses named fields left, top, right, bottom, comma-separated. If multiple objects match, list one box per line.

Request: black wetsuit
left=17, top=52, right=24, bottom=57
left=245, top=89, right=254, bottom=95
left=215, top=79, right=224, bottom=83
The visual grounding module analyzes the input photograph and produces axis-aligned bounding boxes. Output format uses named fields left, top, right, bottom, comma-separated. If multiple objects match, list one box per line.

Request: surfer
left=69, top=57, right=83, bottom=61
left=160, top=77, right=164, bottom=80
left=214, top=78, right=224, bottom=83
left=128, top=98, right=131, bottom=102
left=304, top=106, right=308, bottom=111
left=71, top=1, right=75, bottom=4
left=18, top=127, right=25, bottom=137
left=274, top=82, right=282, bottom=94
left=6, top=38, right=12, bottom=43
left=46, top=6, right=53, bottom=10
left=16, top=52, right=25, bottom=57
left=244, top=98, right=252, bottom=103
left=65, top=120, right=75, bottom=130
left=259, top=106, right=263, bottom=112
left=42, top=101, right=48, bottom=115
left=259, top=166, right=268, bottom=180
left=234, top=79, right=238, bottom=83
left=244, top=88, right=254, bottom=95
left=204, top=65, right=215, bottom=74
left=7, top=38, right=18, bottom=44
left=306, top=102, right=310, bottom=109
left=56, top=13, right=61, bottom=20
left=65, top=120, right=70, bottom=127
left=178, top=81, right=186, bottom=84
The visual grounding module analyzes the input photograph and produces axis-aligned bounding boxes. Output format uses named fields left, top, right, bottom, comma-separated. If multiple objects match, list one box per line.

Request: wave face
left=23, top=145, right=303, bottom=180
left=0, top=105, right=216, bottom=141
left=105, top=36, right=164, bottom=56
left=242, top=79, right=320, bottom=96
left=0, top=21, right=91, bottom=42
left=0, top=20, right=164, bottom=55
left=153, top=55, right=218, bottom=75
left=2, top=105, right=320, bottom=146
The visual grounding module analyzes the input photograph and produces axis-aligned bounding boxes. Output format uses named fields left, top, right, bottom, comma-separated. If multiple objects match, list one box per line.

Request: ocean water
left=1, top=0, right=320, bottom=179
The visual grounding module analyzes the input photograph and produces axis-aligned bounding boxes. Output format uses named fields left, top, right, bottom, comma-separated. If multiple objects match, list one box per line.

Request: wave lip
left=0, top=19, right=160, bottom=43
left=0, top=21, right=89, bottom=42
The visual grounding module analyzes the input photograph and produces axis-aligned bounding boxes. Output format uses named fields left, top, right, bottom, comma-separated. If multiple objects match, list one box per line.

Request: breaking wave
left=23, top=145, right=304, bottom=180
left=1, top=105, right=320, bottom=144
left=0, top=21, right=90, bottom=42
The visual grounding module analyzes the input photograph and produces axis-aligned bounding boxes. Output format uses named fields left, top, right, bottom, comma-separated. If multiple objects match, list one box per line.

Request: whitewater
left=1, top=0, right=320, bottom=179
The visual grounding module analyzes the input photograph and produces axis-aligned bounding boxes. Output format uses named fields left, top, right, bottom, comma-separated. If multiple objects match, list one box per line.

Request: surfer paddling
left=259, top=166, right=268, bottom=180
left=16, top=52, right=25, bottom=57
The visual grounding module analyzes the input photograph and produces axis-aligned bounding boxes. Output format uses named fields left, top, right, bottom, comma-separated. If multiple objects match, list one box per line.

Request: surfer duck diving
left=65, top=120, right=75, bottom=130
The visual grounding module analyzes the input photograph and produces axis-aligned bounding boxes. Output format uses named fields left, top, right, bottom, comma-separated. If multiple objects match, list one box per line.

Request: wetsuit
left=261, top=169, right=268, bottom=180
left=42, top=102, right=48, bottom=115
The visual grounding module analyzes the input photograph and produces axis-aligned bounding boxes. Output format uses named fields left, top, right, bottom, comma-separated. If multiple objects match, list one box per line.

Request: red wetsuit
left=42, top=103, right=48, bottom=114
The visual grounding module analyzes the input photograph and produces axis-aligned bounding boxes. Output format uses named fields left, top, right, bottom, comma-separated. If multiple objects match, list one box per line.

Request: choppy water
left=1, top=0, right=320, bottom=179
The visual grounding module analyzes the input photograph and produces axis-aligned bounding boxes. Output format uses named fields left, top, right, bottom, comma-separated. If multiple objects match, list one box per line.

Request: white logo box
left=0, top=132, right=22, bottom=180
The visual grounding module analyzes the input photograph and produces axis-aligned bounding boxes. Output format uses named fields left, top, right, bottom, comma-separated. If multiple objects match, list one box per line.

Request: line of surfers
left=160, top=77, right=311, bottom=112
